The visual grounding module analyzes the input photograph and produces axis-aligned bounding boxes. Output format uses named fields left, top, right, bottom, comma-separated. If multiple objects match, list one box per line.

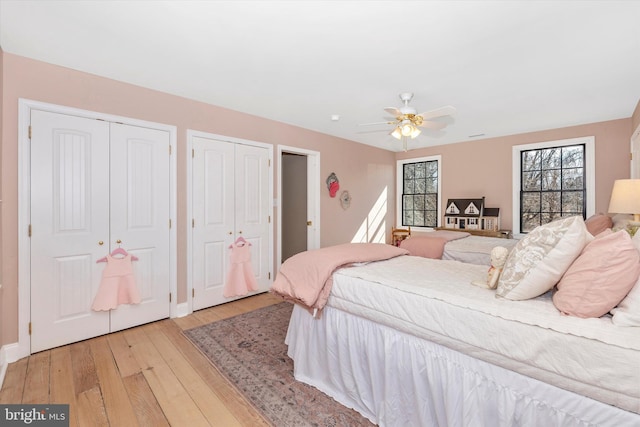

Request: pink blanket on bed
left=270, top=243, right=409, bottom=313
left=399, top=230, right=470, bottom=259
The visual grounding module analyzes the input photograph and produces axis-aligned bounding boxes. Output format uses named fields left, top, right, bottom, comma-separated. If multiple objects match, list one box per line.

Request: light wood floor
left=0, top=292, right=283, bottom=426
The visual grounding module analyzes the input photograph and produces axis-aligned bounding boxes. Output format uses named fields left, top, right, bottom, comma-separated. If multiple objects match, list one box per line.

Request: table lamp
left=608, top=179, right=640, bottom=225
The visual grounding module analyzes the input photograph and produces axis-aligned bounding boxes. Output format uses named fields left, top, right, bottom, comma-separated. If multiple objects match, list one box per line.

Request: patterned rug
left=183, top=302, right=375, bottom=427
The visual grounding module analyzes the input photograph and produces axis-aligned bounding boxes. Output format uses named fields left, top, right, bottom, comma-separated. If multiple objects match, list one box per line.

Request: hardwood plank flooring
left=0, top=292, right=281, bottom=426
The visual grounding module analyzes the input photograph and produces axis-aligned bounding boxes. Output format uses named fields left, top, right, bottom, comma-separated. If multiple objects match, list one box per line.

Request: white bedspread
left=328, top=255, right=640, bottom=414
left=443, top=235, right=517, bottom=265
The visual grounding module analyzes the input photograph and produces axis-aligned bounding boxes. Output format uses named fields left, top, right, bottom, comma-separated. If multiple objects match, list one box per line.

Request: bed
left=398, top=230, right=517, bottom=266
left=272, top=216, right=640, bottom=427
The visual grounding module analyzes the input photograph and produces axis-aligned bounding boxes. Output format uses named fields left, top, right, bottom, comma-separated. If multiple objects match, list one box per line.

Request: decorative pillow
left=584, top=213, right=612, bottom=236
left=553, top=230, right=640, bottom=318
left=611, top=231, right=640, bottom=326
left=496, top=216, right=592, bottom=300
left=399, top=236, right=447, bottom=259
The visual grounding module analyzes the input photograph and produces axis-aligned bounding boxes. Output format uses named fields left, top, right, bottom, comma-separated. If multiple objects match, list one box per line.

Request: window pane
left=413, top=195, right=425, bottom=210
left=425, top=177, right=437, bottom=193
left=562, top=191, right=583, bottom=213
left=425, top=194, right=437, bottom=210
left=562, top=168, right=583, bottom=190
left=541, top=192, right=561, bottom=212
left=522, top=171, right=541, bottom=191
left=404, top=179, right=414, bottom=194
left=404, top=164, right=414, bottom=179
left=401, top=159, right=438, bottom=228
left=519, top=144, right=585, bottom=233
left=562, top=146, right=583, bottom=168
left=541, top=148, right=561, bottom=169
left=522, top=213, right=540, bottom=233
left=426, top=161, right=438, bottom=177
left=425, top=211, right=437, bottom=226
left=541, top=170, right=561, bottom=191
left=403, top=194, right=414, bottom=210
left=522, top=192, right=540, bottom=214
left=403, top=210, right=413, bottom=225
left=414, top=211, right=425, bottom=226
left=522, top=151, right=540, bottom=171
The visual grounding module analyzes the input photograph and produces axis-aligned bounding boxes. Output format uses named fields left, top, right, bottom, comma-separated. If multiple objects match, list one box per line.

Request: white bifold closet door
left=30, top=110, right=171, bottom=353
left=192, top=136, right=270, bottom=310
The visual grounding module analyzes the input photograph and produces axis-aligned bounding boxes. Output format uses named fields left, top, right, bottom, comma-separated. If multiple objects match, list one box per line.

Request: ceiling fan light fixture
left=401, top=121, right=414, bottom=137
left=410, top=127, right=421, bottom=138
left=391, top=126, right=402, bottom=140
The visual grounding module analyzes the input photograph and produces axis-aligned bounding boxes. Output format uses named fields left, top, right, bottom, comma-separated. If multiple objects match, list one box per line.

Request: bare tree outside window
left=520, top=144, right=585, bottom=232
left=403, top=160, right=438, bottom=227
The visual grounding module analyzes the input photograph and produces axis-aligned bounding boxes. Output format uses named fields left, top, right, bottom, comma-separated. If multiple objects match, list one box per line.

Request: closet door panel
left=235, top=144, right=271, bottom=291
left=109, top=123, right=171, bottom=331
left=30, top=110, right=110, bottom=353
left=192, top=137, right=235, bottom=310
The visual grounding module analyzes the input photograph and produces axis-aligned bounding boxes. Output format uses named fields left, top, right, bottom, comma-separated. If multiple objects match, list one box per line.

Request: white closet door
left=109, top=123, right=171, bottom=331
left=235, top=143, right=271, bottom=291
left=192, top=137, right=235, bottom=310
left=30, top=110, right=110, bottom=353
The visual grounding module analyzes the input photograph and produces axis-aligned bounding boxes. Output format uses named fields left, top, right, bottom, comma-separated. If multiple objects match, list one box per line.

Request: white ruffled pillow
left=611, top=230, right=640, bottom=326
left=496, top=216, right=593, bottom=300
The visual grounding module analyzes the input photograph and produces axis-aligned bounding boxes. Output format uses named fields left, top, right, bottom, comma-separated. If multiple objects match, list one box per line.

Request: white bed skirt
left=286, top=304, right=639, bottom=427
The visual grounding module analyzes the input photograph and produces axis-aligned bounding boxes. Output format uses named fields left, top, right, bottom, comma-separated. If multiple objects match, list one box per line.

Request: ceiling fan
left=362, top=92, right=456, bottom=151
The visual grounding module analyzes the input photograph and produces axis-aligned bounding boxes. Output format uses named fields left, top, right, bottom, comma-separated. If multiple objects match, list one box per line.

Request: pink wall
left=0, top=52, right=395, bottom=345
left=397, top=118, right=633, bottom=232
left=1, top=50, right=636, bottom=347
left=0, top=49, right=4, bottom=347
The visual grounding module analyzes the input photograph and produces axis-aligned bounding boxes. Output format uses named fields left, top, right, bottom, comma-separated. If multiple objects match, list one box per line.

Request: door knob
left=307, top=221, right=312, bottom=226
left=98, top=241, right=104, bottom=246
left=116, top=239, right=122, bottom=244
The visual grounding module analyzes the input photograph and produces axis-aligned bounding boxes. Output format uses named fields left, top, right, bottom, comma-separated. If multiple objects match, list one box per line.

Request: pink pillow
left=400, top=236, right=447, bottom=259
left=584, top=214, right=612, bottom=236
left=553, top=230, right=640, bottom=318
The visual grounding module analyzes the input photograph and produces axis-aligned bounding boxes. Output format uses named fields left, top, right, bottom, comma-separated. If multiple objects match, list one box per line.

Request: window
left=512, top=137, right=595, bottom=235
left=397, top=156, right=441, bottom=228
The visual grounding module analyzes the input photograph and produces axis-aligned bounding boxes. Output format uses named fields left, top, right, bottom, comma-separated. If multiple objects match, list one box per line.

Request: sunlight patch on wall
left=352, top=187, right=387, bottom=243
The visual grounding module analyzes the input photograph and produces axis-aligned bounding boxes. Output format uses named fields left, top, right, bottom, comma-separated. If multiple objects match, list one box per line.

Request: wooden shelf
left=435, top=227, right=512, bottom=239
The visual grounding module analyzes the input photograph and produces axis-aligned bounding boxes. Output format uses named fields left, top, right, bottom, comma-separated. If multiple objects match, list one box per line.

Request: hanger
left=97, top=246, right=139, bottom=263
left=229, top=236, right=250, bottom=248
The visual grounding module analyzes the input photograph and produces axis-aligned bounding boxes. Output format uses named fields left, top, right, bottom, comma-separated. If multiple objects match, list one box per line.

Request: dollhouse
left=443, top=197, right=501, bottom=231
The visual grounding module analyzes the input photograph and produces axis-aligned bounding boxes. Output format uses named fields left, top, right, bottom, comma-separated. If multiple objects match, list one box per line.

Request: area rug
left=184, top=302, right=375, bottom=427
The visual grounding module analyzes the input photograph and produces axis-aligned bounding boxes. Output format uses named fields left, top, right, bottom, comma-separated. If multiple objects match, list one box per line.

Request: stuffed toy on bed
left=472, top=246, right=509, bottom=289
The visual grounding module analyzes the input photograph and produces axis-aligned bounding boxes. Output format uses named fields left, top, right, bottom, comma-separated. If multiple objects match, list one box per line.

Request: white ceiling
left=1, top=1, right=639, bottom=152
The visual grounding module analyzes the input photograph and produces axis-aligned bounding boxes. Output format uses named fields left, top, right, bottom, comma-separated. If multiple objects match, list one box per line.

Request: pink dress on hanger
left=223, top=241, right=258, bottom=297
left=92, top=254, right=141, bottom=311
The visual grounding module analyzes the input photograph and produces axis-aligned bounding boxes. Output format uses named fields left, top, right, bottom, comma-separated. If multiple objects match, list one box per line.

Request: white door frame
left=16, top=98, right=178, bottom=360
left=276, top=145, right=320, bottom=272
left=631, top=124, right=640, bottom=179
left=185, top=130, right=274, bottom=315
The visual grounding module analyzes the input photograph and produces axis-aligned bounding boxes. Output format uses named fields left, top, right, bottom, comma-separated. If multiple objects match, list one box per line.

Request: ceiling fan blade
left=359, top=121, right=395, bottom=126
left=418, top=105, right=457, bottom=120
left=384, top=107, right=402, bottom=118
left=418, top=120, right=447, bottom=130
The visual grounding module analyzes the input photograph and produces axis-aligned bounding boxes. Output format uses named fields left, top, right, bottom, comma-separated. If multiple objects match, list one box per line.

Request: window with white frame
left=512, top=137, right=595, bottom=234
left=397, top=156, right=441, bottom=228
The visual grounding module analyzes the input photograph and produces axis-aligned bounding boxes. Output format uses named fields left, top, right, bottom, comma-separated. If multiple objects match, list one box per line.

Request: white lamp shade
left=401, top=121, right=414, bottom=137
left=608, top=179, right=640, bottom=222
left=391, top=127, right=402, bottom=140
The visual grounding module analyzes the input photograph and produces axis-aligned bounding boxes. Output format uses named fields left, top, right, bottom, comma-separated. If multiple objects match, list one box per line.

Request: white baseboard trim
left=176, top=302, right=190, bottom=318
left=0, top=342, right=20, bottom=391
